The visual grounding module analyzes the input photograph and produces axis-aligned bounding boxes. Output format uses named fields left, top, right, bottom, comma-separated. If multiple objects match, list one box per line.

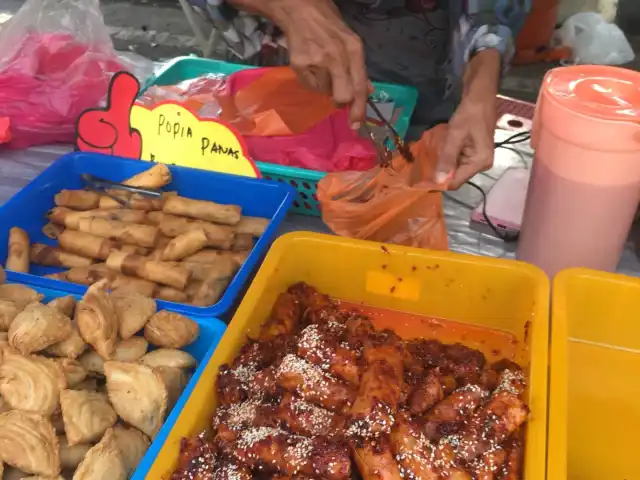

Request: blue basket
left=0, top=152, right=295, bottom=317
left=145, top=56, right=419, bottom=216
left=0, top=276, right=227, bottom=480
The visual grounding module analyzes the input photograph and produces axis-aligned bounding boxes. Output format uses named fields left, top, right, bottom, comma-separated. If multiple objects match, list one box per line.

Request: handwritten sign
left=75, top=72, right=260, bottom=179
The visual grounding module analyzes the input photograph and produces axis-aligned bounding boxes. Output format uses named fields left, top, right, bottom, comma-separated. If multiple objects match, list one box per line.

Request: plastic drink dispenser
left=517, top=65, right=640, bottom=278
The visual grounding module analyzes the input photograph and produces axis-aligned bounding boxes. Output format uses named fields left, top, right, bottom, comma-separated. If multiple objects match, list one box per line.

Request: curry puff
left=144, top=310, right=199, bottom=349
left=59, top=389, right=118, bottom=445
left=111, top=292, right=157, bottom=340
left=73, top=428, right=127, bottom=480
left=76, top=280, right=119, bottom=359
left=8, top=303, right=72, bottom=355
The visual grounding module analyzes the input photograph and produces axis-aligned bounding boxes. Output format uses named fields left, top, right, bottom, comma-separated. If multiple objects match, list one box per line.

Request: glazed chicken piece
left=297, top=322, right=360, bottom=386
left=408, top=369, right=456, bottom=415
left=259, top=292, right=303, bottom=341
left=270, top=392, right=345, bottom=438
left=390, top=412, right=439, bottom=480
left=499, top=434, right=525, bottom=479
left=352, top=435, right=403, bottom=480
left=442, top=343, right=486, bottom=386
left=404, top=339, right=446, bottom=378
left=423, top=384, right=489, bottom=442
left=172, top=435, right=217, bottom=480
left=213, top=459, right=252, bottom=480
left=288, top=282, right=340, bottom=326
left=472, top=447, right=508, bottom=480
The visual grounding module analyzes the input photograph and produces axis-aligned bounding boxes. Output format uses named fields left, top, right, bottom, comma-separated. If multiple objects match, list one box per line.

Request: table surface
left=2, top=133, right=639, bottom=276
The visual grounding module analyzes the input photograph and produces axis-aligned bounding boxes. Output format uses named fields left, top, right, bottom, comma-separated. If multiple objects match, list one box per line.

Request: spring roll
left=118, top=244, right=149, bottom=255
left=182, top=249, right=249, bottom=268
left=146, top=211, right=164, bottom=225
left=158, top=214, right=234, bottom=249
left=109, top=275, right=157, bottom=297
left=30, top=243, right=93, bottom=268
left=54, top=189, right=100, bottom=210
left=148, top=235, right=172, bottom=260
left=77, top=217, right=158, bottom=248
left=259, top=292, right=303, bottom=341
left=424, top=384, right=489, bottom=442
left=58, top=230, right=119, bottom=261
left=98, top=192, right=166, bottom=211
left=122, top=164, right=172, bottom=189
left=155, top=286, right=189, bottom=303
left=162, top=229, right=208, bottom=261
left=64, top=264, right=116, bottom=285
left=42, top=223, right=64, bottom=240
left=181, top=257, right=237, bottom=282
left=190, top=276, right=229, bottom=306
left=390, top=413, right=439, bottom=480
left=45, top=272, right=69, bottom=281
left=231, top=233, right=255, bottom=251
left=352, top=437, right=403, bottom=480
left=6, top=227, right=30, bottom=272
left=276, top=354, right=355, bottom=412
left=236, top=216, right=269, bottom=237
left=64, top=208, right=148, bottom=229
left=106, top=251, right=190, bottom=289
left=163, top=196, right=242, bottom=226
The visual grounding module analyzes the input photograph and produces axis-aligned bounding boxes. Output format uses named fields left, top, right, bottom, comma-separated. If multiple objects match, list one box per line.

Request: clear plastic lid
left=544, top=65, right=640, bottom=121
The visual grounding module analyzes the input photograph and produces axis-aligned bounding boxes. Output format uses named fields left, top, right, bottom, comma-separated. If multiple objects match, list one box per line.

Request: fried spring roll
left=6, top=227, right=30, bottom=272
left=236, top=216, right=269, bottom=237
left=190, top=276, right=229, bottom=306
left=58, top=230, right=119, bottom=261
left=65, top=264, right=117, bottom=285
left=146, top=211, right=164, bottom=225
left=42, top=222, right=64, bottom=240
left=352, top=437, right=403, bottom=480
left=77, top=217, right=158, bottom=248
left=276, top=354, right=355, bottom=412
left=181, top=257, right=237, bottom=282
left=61, top=208, right=149, bottom=230
left=122, top=164, right=172, bottom=189
left=259, top=292, right=303, bottom=340
left=183, top=249, right=248, bottom=268
left=30, top=243, right=93, bottom=268
left=54, top=189, right=100, bottom=210
left=163, top=196, right=242, bottom=226
left=390, top=413, right=439, bottom=480
left=162, top=229, right=208, bottom=261
left=155, top=286, right=189, bottom=303
left=158, top=214, right=235, bottom=249
left=297, top=323, right=360, bottom=385
left=98, top=191, right=169, bottom=211
left=409, top=370, right=456, bottom=415
left=118, top=244, right=149, bottom=255
left=109, top=275, right=157, bottom=297
left=106, top=251, right=189, bottom=289
left=424, top=384, right=489, bottom=442
left=231, top=233, right=254, bottom=251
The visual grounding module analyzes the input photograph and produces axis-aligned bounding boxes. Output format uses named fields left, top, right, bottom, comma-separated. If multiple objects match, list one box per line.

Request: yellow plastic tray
left=549, top=269, right=640, bottom=479
left=146, top=232, right=550, bottom=479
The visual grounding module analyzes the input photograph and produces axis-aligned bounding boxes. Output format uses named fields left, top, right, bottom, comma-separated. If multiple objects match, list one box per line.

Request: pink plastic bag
left=0, top=0, right=152, bottom=149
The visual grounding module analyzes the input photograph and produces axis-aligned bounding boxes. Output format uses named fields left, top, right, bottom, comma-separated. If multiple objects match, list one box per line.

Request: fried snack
left=111, top=292, right=157, bottom=339
left=500, top=433, right=524, bottom=479
left=390, top=413, right=439, bottom=480
left=104, top=361, right=168, bottom=438
left=163, top=196, right=242, bottom=226
left=424, top=384, right=489, bottom=442
left=181, top=257, right=236, bottom=283
left=110, top=274, right=157, bottom=297
left=78, top=350, right=105, bottom=375
left=77, top=217, right=159, bottom=248
left=64, top=264, right=116, bottom=286
left=236, top=216, right=269, bottom=237
left=30, top=244, right=93, bottom=268
left=47, top=206, right=74, bottom=226
left=59, top=436, right=91, bottom=470
left=122, top=164, right=172, bottom=189
left=58, top=230, right=120, bottom=261
left=259, top=292, right=302, bottom=341
left=443, top=343, right=486, bottom=386
left=231, top=233, right=254, bottom=252
left=172, top=436, right=218, bottom=480
left=0, top=299, right=20, bottom=331
left=272, top=393, right=342, bottom=437
left=45, top=324, right=88, bottom=359
left=139, top=348, right=197, bottom=369
left=73, top=428, right=126, bottom=480
left=297, top=322, right=360, bottom=385
left=0, top=284, right=43, bottom=308
left=6, top=227, right=30, bottom=273
left=162, top=229, right=208, bottom=261
left=471, top=446, right=507, bottom=480
left=275, top=354, right=354, bottom=412
left=155, top=286, right=189, bottom=303
left=183, top=248, right=249, bottom=268
left=56, top=358, right=87, bottom=388
left=73, top=378, right=99, bottom=392
left=112, top=424, right=151, bottom=476
left=144, top=310, right=199, bottom=349
left=48, top=296, right=76, bottom=317
left=113, top=337, right=149, bottom=362
left=0, top=331, right=8, bottom=348
left=55, top=189, right=100, bottom=210
left=288, top=282, right=340, bottom=325
left=149, top=234, right=172, bottom=260
left=0, top=351, right=67, bottom=415
left=8, top=303, right=73, bottom=354
left=43, top=222, right=65, bottom=240
left=157, top=214, right=235, bottom=249
left=352, top=437, right=402, bottom=480
left=0, top=410, right=61, bottom=477
left=106, top=251, right=189, bottom=290
left=189, top=275, right=229, bottom=307
left=60, top=389, right=117, bottom=445
left=156, top=366, right=190, bottom=408
left=409, top=370, right=456, bottom=415
left=98, top=192, right=166, bottom=211
left=76, top=281, right=119, bottom=359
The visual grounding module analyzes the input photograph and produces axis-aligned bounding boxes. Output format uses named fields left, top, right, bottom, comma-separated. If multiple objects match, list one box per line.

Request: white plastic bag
left=557, top=12, right=635, bottom=65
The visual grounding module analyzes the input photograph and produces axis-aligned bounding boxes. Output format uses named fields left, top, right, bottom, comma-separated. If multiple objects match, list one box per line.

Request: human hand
left=267, top=0, right=369, bottom=129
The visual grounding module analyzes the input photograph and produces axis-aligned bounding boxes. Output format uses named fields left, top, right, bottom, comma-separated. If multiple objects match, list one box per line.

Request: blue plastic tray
left=0, top=278, right=227, bottom=480
left=0, top=152, right=295, bottom=317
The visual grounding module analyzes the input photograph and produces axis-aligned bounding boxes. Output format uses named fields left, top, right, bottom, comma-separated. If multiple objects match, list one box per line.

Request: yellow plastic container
left=549, top=269, right=640, bottom=479
left=146, top=232, right=550, bottom=479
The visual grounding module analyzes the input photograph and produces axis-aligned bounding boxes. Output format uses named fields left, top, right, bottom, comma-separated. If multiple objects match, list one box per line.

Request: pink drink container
left=517, top=65, right=640, bottom=279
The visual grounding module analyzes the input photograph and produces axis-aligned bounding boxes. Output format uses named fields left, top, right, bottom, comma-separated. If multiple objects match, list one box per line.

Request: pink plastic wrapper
left=0, top=0, right=152, bottom=149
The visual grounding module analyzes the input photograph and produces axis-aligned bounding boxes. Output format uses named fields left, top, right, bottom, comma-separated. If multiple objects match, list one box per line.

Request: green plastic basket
left=146, top=56, right=418, bottom=216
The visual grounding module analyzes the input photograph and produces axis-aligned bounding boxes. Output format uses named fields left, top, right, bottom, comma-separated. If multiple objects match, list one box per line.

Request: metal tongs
left=363, top=98, right=415, bottom=168
left=81, top=173, right=162, bottom=207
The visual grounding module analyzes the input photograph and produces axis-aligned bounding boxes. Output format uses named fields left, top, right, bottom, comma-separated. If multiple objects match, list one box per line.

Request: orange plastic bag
left=316, top=124, right=450, bottom=249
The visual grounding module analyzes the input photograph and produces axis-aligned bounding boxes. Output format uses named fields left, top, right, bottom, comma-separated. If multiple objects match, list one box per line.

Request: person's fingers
left=436, top=129, right=465, bottom=184
left=345, top=35, right=368, bottom=129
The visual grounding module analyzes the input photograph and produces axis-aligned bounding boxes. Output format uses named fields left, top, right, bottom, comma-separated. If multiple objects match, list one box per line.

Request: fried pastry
left=76, top=281, right=118, bottom=359
left=111, top=293, right=157, bottom=340
left=104, top=361, right=168, bottom=438
left=155, top=366, right=190, bottom=409
left=59, top=436, right=91, bottom=470
left=112, top=424, right=151, bottom=476
left=73, top=378, right=99, bottom=392
left=78, top=350, right=105, bottom=375
left=0, top=331, right=8, bottom=348
left=0, top=410, right=61, bottom=477
left=8, top=303, right=73, bottom=354
left=60, top=389, right=118, bottom=445
left=113, top=337, right=149, bottom=362
left=0, top=299, right=20, bottom=331
left=72, top=428, right=126, bottom=480
left=48, top=296, right=76, bottom=317
left=144, top=311, right=199, bottom=349
left=56, top=359, right=87, bottom=388
left=139, top=348, right=197, bottom=369
left=0, top=284, right=43, bottom=308
left=0, top=351, right=67, bottom=415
